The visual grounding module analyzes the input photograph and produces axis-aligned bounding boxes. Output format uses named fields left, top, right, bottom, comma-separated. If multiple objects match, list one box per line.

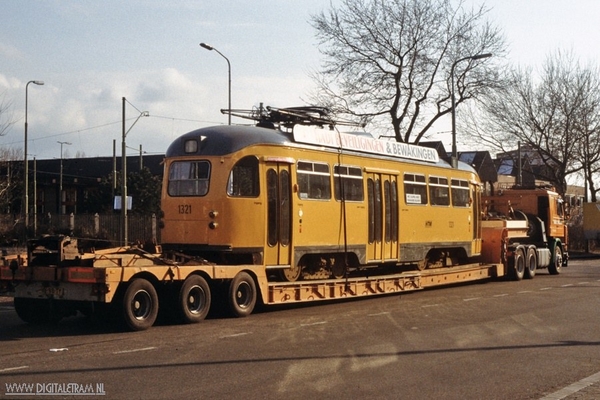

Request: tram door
left=366, top=173, right=399, bottom=263
left=471, top=181, right=482, bottom=253
left=264, top=162, right=292, bottom=268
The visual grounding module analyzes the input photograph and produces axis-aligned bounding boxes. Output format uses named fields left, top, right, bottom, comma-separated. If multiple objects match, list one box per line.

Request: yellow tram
left=160, top=108, right=483, bottom=282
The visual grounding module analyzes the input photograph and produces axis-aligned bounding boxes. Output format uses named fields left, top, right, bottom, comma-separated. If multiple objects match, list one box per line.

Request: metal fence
left=0, top=213, right=160, bottom=247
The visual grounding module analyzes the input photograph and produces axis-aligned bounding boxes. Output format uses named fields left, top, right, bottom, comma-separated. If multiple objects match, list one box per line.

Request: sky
left=1, top=0, right=599, bottom=161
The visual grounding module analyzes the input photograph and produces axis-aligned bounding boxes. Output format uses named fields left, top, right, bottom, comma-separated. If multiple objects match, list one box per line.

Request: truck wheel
left=511, top=248, right=525, bottom=281
left=122, top=278, right=159, bottom=331
left=228, top=272, right=257, bottom=318
left=179, top=274, right=211, bottom=323
left=549, top=245, right=563, bottom=275
left=525, top=247, right=537, bottom=279
left=14, top=298, right=62, bottom=324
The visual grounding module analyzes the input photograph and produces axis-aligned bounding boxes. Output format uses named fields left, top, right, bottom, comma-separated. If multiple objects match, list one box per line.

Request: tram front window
left=168, top=160, right=210, bottom=197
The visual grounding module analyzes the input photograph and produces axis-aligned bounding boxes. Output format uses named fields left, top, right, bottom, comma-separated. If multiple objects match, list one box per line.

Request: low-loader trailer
left=0, top=187, right=568, bottom=331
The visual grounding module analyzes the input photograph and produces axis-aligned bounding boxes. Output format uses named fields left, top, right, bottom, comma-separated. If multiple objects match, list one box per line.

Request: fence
left=0, top=213, right=160, bottom=247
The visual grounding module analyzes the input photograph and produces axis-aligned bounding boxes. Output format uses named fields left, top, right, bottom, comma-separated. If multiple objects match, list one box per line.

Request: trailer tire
left=228, top=272, right=257, bottom=318
left=179, top=274, right=211, bottom=323
left=14, top=298, right=62, bottom=324
left=122, top=278, right=159, bottom=331
left=525, top=247, right=537, bottom=279
left=511, top=248, right=525, bottom=281
left=549, top=245, right=563, bottom=275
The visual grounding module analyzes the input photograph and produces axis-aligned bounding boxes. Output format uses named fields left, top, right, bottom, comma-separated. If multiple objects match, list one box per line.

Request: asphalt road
left=1, top=258, right=600, bottom=400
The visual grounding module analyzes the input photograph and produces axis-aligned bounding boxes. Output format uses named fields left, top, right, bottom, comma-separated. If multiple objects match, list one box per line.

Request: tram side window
left=227, top=156, right=259, bottom=197
left=334, top=165, right=364, bottom=201
left=403, top=173, right=427, bottom=205
left=429, top=176, right=450, bottom=206
left=297, top=161, right=331, bottom=200
left=451, top=179, right=470, bottom=207
left=168, top=160, right=210, bottom=197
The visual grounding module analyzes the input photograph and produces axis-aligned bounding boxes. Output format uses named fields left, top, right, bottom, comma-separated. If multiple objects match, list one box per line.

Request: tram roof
left=166, top=125, right=293, bottom=157
left=166, top=124, right=476, bottom=173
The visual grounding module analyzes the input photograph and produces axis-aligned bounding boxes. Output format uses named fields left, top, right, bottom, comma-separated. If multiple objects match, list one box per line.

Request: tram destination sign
left=293, top=126, right=439, bottom=163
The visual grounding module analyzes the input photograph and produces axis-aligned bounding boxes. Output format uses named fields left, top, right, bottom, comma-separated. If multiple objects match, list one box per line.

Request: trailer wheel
left=122, top=278, right=159, bottom=331
left=14, top=298, right=61, bottom=324
left=511, top=248, right=525, bottom=281
left=179, top=274, right=211, bottom=323
left=549, top=245, right=563, bottom=275
left=525, top=247, right=537, bottom=279
left=228, top=272, right=257, bottom=318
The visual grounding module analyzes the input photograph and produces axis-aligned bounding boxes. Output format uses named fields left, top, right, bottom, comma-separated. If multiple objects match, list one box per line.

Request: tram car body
left=160, top=123, right=483, bottom=281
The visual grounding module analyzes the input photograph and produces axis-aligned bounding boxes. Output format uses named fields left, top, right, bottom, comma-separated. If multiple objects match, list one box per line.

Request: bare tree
left=564, top=58, right=600, bottom=201
left=310, top=0, right=506, bottom=143
left=0, top=148, right=23, bottom=213
left=468, top=50, right=600, bottom=196
left=0, top=91, right=15, bottom=138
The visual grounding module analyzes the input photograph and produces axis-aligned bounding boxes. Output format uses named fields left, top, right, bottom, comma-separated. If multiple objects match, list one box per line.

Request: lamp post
left=450, top=53, right=492, bottom=168
left=24, top=80, right=44, bottom=231
left=200, top=42, right=231, bottom=125
left=121, top=97, right=149, bottom=246
left=57, top=141, right=71, bottom=216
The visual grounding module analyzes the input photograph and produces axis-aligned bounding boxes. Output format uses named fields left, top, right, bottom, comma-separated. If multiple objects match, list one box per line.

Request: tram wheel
left=279, top=264, right=301, bottom=282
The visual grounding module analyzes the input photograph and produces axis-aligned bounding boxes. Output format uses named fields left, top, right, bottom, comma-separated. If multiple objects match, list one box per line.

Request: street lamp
left=450, top=53, right=492, bottom=168
left=24, top=80, right=44, bottom=231
left=200, top=42, right=231, bottom=125
left=57, top=141, right=71, bottom=215
left=121, top=97, right=149, bottom=246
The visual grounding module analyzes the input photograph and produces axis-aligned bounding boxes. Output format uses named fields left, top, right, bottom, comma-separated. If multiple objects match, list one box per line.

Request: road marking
left=421, top=304, right=441, bottom=308
left=113, top=346, right=157, bottom=354
left=220, top=332, right=251, bottom=338
left=561, top=284, right=574, bottom=287
left=539, top=370, right=600, bottom=399
left=578, top=282, right=590, bottom=285
left=539, top=287, right=552, bottom=291
left=463, top=297, right=481, bottom=302
left=300, top=321, right=327, bottom=327
left=493, top=293, right=509, bottom=298
left=518, top=290, right=532, bottom=294
left=0, top=366, right=28, bottom=373
left=368, top=312, right=390, bottom=316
